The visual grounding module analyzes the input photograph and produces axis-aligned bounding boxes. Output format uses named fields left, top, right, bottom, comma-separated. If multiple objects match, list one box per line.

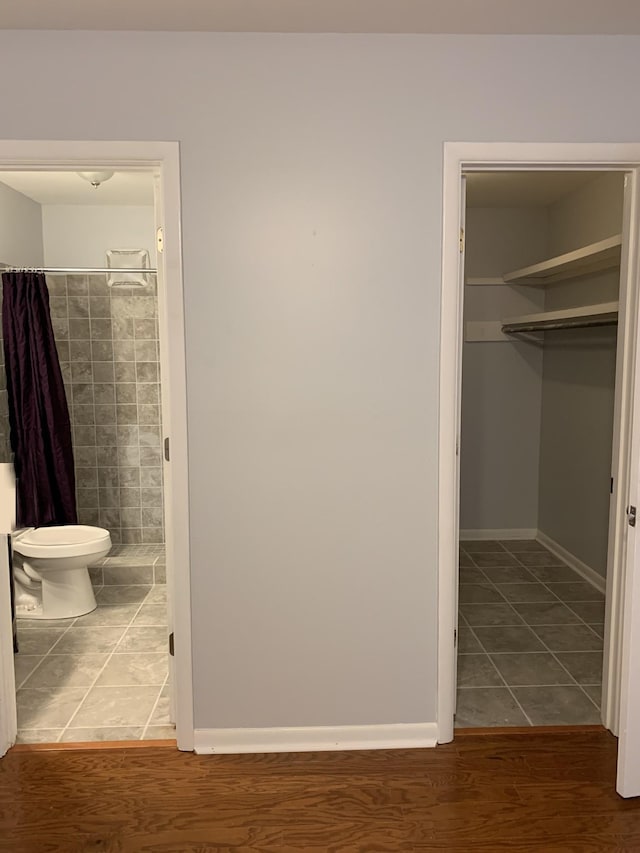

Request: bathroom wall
left=0, top=181, right=45, bottom=464
left=48, top=273, right=164, bottom=545
left=0, top=180, right=44, bottom=268
left=42, top=205, right=156, bottom=268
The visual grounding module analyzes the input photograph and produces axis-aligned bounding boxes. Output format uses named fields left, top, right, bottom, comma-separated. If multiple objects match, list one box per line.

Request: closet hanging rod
left=503, top=316, right=618, bottom=334
left=0, top=266, right=157, bottom=275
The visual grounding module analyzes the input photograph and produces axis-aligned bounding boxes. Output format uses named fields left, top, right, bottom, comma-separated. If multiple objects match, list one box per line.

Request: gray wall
left=0, top=180, right=43, bottom=268
left=49, top=274, right=164, bottom=546
left=460, top=207, right=547, bottom=531
left=3, top=32, right=640, bottom=730
left=0, top=181, right=44, bottom=462
left=538, top=174, right=624, bottom=575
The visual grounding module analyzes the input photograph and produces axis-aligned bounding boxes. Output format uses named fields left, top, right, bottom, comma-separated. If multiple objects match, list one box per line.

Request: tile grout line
left=14, top=549, right=166, bottom=743
left=463, top=624, right=535, bottom=726
left=459, top=541, right=603, bottom=725
left=521, top=629, right=602, bottom=714
left=57, top=588, right=155, bottom=742
left=15, top=595, right=95, bottom=691
left=142, top=672, right=169, bottom=740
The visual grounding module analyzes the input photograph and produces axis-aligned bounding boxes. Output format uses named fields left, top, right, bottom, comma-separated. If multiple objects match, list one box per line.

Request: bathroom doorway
left=0, top=141, right=192, bottom=753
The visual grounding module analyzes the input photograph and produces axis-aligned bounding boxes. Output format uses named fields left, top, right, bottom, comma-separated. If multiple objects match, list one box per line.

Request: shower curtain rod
left=0, top=266, right=157, bottom=275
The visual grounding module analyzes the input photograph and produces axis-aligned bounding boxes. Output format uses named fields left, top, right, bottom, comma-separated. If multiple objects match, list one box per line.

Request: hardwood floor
left=2, top=729, right=640, bottom=851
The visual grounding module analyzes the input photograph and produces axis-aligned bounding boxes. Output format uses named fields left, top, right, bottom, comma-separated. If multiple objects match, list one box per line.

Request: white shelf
left=502, top=301, right=619, bottom=333
left=465, top=276, right=505, bottom=286
left=502, top=234, right=622, bottom=286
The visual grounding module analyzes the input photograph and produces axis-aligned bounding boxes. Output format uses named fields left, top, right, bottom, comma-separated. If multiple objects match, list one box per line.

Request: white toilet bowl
left=12, top=525, right=112, bottom=620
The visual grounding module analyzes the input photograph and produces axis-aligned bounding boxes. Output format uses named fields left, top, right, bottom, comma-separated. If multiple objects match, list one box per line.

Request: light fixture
left=76, top=170, right=114, bottom=189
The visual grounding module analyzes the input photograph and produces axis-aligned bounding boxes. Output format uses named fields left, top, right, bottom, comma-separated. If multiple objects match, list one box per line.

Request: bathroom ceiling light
left=76, top=170, right=114, bottom=189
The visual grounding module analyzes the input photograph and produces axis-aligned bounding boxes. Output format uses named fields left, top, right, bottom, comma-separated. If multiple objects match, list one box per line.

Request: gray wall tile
left=0, top=275, right=166, bottom=544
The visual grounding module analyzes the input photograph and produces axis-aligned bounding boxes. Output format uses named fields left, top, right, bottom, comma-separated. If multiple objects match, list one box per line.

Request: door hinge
left=459, top=228, right=465, bottom=253
left=164, top=437, right=170, bottom=462
left=169, top=632, right=175, bottom=656
left=611, top=477, right=614, bottom=495
left=629, top=505, right=637, bottom=528
left=156, top=227, right=164, bottom=254
left=454, top=628, right=457, bottom=648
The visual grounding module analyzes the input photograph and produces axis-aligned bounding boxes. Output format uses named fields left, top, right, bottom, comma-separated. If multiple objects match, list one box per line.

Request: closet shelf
left=502, top=234, right=622, bottom=286
left=502, top=301, right=619, bottom=334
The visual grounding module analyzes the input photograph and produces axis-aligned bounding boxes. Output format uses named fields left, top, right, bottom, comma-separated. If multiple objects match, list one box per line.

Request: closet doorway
left=438, top=143, right=640, bottom=799
left=457, top=170, right=623, bottom=730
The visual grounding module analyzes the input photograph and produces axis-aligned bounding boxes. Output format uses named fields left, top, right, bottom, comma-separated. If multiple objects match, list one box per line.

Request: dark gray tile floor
left=13, top=544, right=174, bottom=743
left=456, top=539, right=605, bottom=728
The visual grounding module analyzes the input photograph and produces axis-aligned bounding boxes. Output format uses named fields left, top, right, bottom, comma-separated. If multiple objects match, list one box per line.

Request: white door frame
left=438, top=142, right=640, bottom=749
left=0, top=140, right=193, bottom=752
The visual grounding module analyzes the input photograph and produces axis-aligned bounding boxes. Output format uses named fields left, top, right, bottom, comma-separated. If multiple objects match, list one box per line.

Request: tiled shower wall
left=47, top=274, right=165, bottom=545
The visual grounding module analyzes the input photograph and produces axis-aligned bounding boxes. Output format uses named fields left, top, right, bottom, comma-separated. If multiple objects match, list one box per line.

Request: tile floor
left=456, top=539, right=605, bottom=728
left=13, top=544, right=175, bottom=743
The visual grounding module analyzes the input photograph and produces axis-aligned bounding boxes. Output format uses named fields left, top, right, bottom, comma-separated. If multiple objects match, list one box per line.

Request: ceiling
left=0, top=0, right=638, bottom=34
left=0, top=171, right=154, bottom=206
left=465, top=172, right=608, bottom=208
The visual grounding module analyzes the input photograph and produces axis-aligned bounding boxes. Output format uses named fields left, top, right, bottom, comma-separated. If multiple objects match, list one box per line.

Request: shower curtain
left=2, top=271, right=77, bottom=526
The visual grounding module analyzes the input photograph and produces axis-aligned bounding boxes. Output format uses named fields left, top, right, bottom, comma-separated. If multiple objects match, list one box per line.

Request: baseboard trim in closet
left=460, top=528, right=538, bottom=541
left=536, top=531, right=606, bottom=594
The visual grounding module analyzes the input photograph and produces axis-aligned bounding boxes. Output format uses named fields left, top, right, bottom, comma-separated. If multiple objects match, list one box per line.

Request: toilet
left=12, top=525, right=112, bottom=620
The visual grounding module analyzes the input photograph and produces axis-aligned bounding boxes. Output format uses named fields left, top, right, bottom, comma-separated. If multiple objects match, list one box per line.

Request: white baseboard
left=193, top=722, right=438, bottom=755
left=460, top=528, right=538, bottom=541
left=536, top=531, right=606, bottom=594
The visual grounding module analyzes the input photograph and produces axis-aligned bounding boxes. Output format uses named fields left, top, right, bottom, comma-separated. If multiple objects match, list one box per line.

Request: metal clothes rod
left=503, top=316, right=618, bottom=334
left=0, top=267, right=157, bottom=274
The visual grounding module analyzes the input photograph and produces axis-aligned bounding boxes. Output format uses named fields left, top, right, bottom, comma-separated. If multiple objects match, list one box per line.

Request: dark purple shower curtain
left=2, top=271, right=77, bottom=526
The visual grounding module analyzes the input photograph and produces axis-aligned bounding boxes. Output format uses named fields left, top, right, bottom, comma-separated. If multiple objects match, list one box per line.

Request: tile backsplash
left=48, top=273, right=164, bottom=544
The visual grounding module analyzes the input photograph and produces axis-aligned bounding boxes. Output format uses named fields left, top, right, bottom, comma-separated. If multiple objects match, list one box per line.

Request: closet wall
left=460, top=206, right=547, bottom=532
left=538, top=173, right=624, bottom=576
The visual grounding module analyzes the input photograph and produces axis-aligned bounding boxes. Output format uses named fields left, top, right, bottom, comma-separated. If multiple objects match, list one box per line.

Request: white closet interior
left=460, top=171, right=624, bottom=583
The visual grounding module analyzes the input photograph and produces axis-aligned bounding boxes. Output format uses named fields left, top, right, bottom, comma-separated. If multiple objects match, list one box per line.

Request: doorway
left=437, top=142, right=640, bottom=798
left=457, top=169, right=623, bottom=728
left=0, top=141, right=193, bottom=754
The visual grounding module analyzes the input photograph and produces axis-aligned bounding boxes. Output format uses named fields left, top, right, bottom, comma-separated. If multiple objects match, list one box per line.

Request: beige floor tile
left=103, top=565, right=154, bottom=585
left=13, top=655, right=44, bottom=688
left=15, top=628, right=67, bottom=655
left=95, top=653, right=167, bottom=687
left=146, top=586, right=167, bottom=604
left=71, top=685, right=160, bottom=727
left=143, top=725, right=176, bottom=740
left=51, top=626, right=126, bottom=654
left=96, top=585, right=151, bottom=605
left=16, top=729, right=63, bottom=743
left=115, top=626, right=167, bottom=653
left=17, top=617, right=76, bottom=629
left=17, top=687, right=88, bottom=729
left=23, top=654, right=109, bottom=689
left=132, top=601, right=167, bottom=626
left=75, top=604, right=139, bottom=627
left=60, top=726, right=144, bottom=742
left=148, top=694, right=171, bottom=725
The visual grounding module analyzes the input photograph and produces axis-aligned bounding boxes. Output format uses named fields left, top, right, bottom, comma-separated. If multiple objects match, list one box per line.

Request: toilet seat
left=13, top=525, right=111, bottom=559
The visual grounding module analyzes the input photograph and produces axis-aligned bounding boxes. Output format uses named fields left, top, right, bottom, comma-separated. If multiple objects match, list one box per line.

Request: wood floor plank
left=2, top=731, right=640, bottom=851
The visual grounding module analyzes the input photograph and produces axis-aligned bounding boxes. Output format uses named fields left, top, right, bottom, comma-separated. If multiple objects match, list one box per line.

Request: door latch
left=629, top=506, right=637, bottom=527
